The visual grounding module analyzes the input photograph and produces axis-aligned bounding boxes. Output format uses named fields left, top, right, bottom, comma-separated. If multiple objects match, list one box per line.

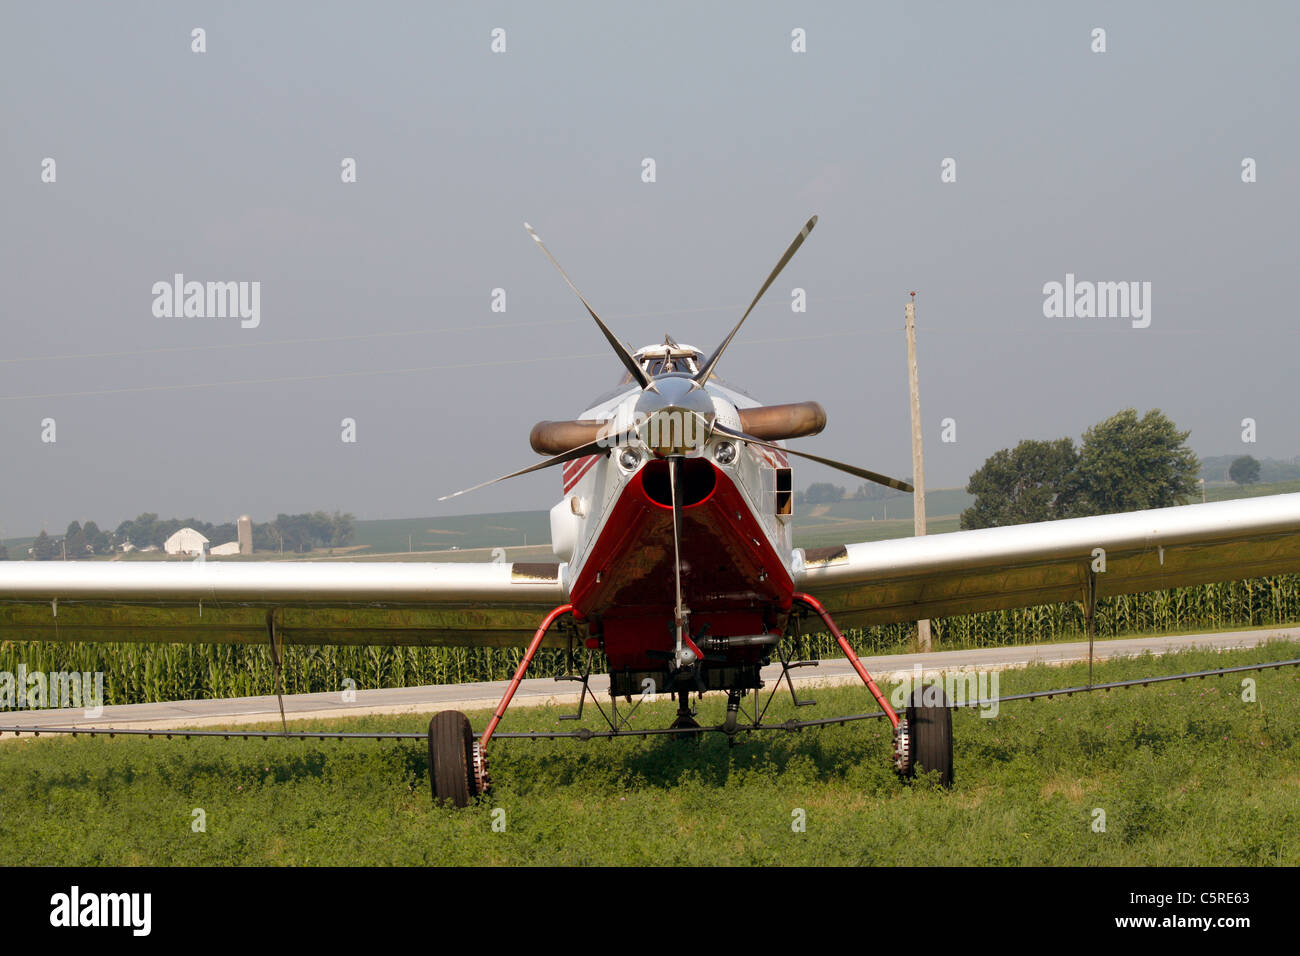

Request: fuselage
left=548, top=345, right=796, bottom=697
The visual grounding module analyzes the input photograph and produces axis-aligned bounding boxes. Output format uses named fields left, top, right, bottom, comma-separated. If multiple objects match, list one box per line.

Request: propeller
left=524, top=222, right=656, bottom=391
left=438, top=427, right=634, bottom=502
left=692, top=215, right=818, bottom=389
left=441, top=214, right=911, bottom=505
left=710, top=421, right=913, bottom=493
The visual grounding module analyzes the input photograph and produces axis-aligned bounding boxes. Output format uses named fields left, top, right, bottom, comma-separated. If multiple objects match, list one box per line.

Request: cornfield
left=2, top=574, right=1298, bottom=707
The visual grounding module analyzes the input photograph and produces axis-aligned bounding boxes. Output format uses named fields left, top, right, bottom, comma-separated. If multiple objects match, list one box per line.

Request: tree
left=330, top=511, right=355, bottom=548
left=116, top=513, right=160, bottom=550
left=960, top=438, right=1078, bottom=530
left=1068, top=408, right=1199, bottom=515
left=1229, top=455, right=1261, bottom=486
left=82, top=520, right=111, bottom=554
left=64, top=521, right=89, bottom=559
left=268, top=511, right=357, bottom=553
left=853, top=480, right=907, bottom=502
left=803, top=483, right=845, bottom=505
left=32, top=530, right=56, bottom=560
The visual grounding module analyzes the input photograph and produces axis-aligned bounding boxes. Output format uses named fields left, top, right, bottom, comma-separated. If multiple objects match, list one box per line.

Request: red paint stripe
left=565, top=455, right=597, bottom=478
left=562, top=453, right=597, bottom=475
left=562, top=455, right=598, bottom=493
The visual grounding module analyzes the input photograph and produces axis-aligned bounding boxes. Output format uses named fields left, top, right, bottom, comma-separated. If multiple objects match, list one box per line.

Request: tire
left=428, top=711, right=477, bottom=808
left=905, top=685, right=954, bottom=788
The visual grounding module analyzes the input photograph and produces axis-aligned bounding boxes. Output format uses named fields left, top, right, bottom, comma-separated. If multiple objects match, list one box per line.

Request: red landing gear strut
left=792, top=592, right=898, bottom=728
left=480, top=603, right=574, bottom=749
left=427, top=603, right=573, bottom=807
left=792, top=591, right=953, bottom=787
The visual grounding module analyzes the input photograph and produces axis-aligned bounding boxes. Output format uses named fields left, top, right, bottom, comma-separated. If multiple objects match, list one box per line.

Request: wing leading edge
left=0, top=561, right=568, bottom=648
left=794, top=494, right=1300, bottom=628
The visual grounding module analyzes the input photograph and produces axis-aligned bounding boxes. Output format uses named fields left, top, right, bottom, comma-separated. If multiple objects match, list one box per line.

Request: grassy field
left=1205, top=478, right=1300, bottom=501
left=3, top=642, right=1298, bottom=866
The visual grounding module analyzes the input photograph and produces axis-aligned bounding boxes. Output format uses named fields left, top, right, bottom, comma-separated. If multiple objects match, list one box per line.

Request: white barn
left=209, top=541, right=241, bottom=556
left=163, top=528, right=209, bottom=556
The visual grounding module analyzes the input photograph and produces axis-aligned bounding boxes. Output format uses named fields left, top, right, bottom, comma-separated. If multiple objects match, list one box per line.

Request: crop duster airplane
left=4, top=216, right=1300, bottom=807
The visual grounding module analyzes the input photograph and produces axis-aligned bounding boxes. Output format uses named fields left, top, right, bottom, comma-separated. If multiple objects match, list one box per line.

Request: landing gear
left=791, top=590, right=954, bottom=789
left=894, top=686, right=954, bottom=788
left=669, top=689, right=701, bottom=737
left=428, top=711, right=489, bottom=807
left=429, top=603, right=573, bottom=807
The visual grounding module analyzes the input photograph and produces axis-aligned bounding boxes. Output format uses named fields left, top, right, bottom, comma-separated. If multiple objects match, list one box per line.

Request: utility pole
left=905, top=293, right=932, bottom=651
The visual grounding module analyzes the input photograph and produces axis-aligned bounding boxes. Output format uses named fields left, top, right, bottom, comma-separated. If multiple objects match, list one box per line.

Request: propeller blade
left=711, top=421, right=914, bottom=493
left=438, top=429, right=631, bottom=502
left=693, top=215, right=818, bottom=387
left=524, top=222, right=655, bottom=391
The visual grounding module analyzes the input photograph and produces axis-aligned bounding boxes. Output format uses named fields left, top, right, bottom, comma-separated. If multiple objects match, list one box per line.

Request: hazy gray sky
left=3, top=2, right=1297, bottom=536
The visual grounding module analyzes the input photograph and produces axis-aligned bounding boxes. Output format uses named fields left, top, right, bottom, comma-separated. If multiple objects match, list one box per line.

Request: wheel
left=900, top=684, right=954, bottom=788
left=428, top=711, right=484, bottom=807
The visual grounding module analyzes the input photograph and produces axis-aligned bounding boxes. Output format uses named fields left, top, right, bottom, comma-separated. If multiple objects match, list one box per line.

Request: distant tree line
left=795, top=480, right=910, bottom=507
left=259, top=512, right=356, bottom=554
left=1201, top=453, right=1299, bottom=484
left=14, top=511, right=355, bottom=560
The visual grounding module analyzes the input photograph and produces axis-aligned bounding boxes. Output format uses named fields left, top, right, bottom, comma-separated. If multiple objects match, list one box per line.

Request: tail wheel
left=897, top=685, right=954, bottom=788
left=428, top=711, right=488, bottom=807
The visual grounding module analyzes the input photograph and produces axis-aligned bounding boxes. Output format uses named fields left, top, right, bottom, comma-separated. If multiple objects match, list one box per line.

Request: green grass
left=3, top=642, right=1298, bottom=866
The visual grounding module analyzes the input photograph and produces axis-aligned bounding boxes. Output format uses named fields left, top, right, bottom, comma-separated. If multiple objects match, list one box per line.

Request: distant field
left=1205, top=479, right=1300, bottom=501
left=4, top=643, right=1297, bottom=865
left=793, top=516, right=962, bottom=549
left=351, top=510, right=551, bottom=554
left=799, top=487, right=974, bottom=524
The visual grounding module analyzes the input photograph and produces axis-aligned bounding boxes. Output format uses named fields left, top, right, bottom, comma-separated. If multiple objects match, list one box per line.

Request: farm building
left=163, top=528, right=209, bottom=556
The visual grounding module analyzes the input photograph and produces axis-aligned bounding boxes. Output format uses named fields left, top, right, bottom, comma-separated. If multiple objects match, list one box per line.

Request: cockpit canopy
left=617, top=342, right=703, bottom=383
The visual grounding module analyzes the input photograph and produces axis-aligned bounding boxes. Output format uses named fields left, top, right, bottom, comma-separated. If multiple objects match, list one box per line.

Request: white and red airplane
left=5, top=216, right=1300, bottom=806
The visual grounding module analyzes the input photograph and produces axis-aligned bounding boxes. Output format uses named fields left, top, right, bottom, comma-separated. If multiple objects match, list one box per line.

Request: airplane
left=4, top=215, right=1300, bottom=808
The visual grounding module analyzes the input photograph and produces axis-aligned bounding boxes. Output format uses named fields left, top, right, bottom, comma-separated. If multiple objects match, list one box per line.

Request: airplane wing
left=794, top=494, right=1300, bottom=627
left=0, top=560, right=569, bottom=647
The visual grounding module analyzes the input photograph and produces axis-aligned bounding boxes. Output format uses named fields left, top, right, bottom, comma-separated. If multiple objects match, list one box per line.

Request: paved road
left=3, top=626, right=1298, bottom=733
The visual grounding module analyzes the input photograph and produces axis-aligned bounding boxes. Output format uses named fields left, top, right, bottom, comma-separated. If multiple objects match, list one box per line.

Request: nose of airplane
left=634, top=375, right=715, bottom=416
left=633, top=375, right=716, bottom=457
